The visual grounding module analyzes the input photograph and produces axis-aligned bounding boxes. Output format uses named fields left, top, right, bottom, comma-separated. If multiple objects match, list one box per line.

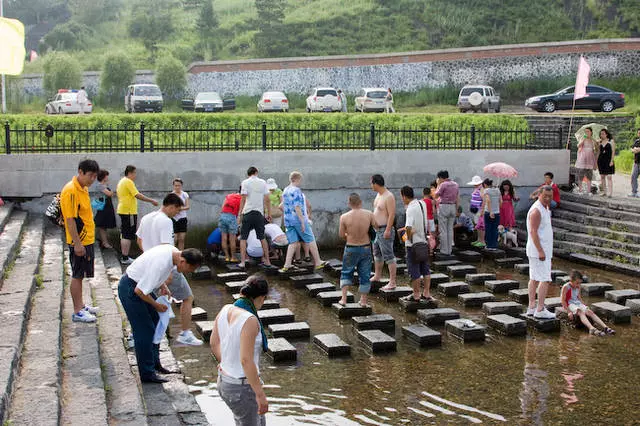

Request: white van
left=125, top=84, right=164, bottom=113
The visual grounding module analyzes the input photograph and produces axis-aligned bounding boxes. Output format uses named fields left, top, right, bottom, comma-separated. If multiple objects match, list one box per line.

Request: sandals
left=380, top=284, right=397, bottom=291
left=604, top=327, right=616, bottom=335
left=400, top=294, right=420, bottom=302
left=589, top=328, right=606, bottom=337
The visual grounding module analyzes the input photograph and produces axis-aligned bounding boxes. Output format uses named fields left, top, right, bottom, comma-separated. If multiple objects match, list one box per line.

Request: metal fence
left=2, top=122, right=565, bottom=153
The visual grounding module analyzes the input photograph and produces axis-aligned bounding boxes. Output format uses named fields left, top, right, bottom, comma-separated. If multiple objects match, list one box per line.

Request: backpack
left=45, top=194, right=64, bottom=228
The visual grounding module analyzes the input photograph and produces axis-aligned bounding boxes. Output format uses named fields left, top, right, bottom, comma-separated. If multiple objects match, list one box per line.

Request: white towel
left=153, top=296, right=175, bottom=344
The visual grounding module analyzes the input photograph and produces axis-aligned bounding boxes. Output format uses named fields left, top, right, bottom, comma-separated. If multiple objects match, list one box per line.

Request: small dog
left=498, top=225, right=518, bottom=247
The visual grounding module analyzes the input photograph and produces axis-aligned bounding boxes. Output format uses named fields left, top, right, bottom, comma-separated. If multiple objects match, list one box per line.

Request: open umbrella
left=575, top=123, right=607, bottom=143
left=483, top=162, right=518, bottom=179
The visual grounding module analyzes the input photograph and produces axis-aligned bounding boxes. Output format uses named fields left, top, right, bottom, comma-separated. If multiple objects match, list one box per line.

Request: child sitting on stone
left=561, top=270, right=615, bottom=336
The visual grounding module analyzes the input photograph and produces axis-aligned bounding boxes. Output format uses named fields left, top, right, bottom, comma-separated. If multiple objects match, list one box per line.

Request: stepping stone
left=625, top=299, right=640, bottom=314
left=437, top=282, right=470, bottom=297
left=326, top=265, right=342, bottom=277
left=398, top=296, right=439, bottom=313
left=357, top=329, right=397, bottom=353
left=216, top=272, right=248, bottom=284
left=581, top=283, right=615, bottom=297
left=465, top=273, right=496, bottom=286
left=605, top=289, right=640, bottom=305
left=485, top=279, right=520, bottom=294
left=433, top=253, right=458, bottom=262
left=482, top=301, right=524, bottom=316
left=457, top=250, right=483, bottom=263
left=555, top=275, right=571, bottom=285
left=554, top=307, right=585, bottom=329
left=430, top=273, right=450, bottom=286
left=232, top=294, right=280, bottom=310
left=289, top=273, right=324, bottom=289
left=514, top=263, right=530, bottom=274
left=268, top=322, right=311, bottom=339
left=481, top=248, right=506, bottom=259
left=509, top=288, right=530, bottom=304
left=550, top=270, right=568, bottom=281
left=332, top=303, right=372, bottom=319
left=417, top=308, right=460, bottom=326
left=432, top=260, right=462, bottom=272
left=379, top=286, right=413, bottom=302
left=591, top=302, right=632, bottom=324
left=544, top=297, right=563, bottom=310
left=324, top=259, right=342, bottom=270
left=370, top=278, right=389, bottom=293
left=260, top=264, right=280, bottom=276
left=224, top=263, right=245, bottom=272
left=458, top=292, right=496, bottom=307
left=447, top=264, right=477, bottom=278
left=306, top=282, right=336, bottom=296
left=192, top=265, right=212, bottom=280
left=519, top=313, right=561, bottom=332
left=278, top=267, right=310, bottom=279
left=486, top=314, right=527, bottom=336
left=257, top=308, right=295, bottom=326
left=352, top=314, right=395, bottom=331
left=225, top=280, right=246, bottom=293
left=445, top=319, right=486, bottom=342
left=313, top=333, right=351, bottom=357
left=402, top=324, right=442, bottom=347
left=494, top=257, right=523, bottom=268
left=267, top=338, right=297, bottom=362
left=195, top=321, right=214, bottom=340
left=505, top=246, right=527, bottom=258
left=396, top=263, right=407, bottom=274
left=191, top=307, right=207, bottom=321
left=317, top=291, right=354, bottom=307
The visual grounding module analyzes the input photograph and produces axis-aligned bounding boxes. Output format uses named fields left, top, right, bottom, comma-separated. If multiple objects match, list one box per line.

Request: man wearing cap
left=266, top=178, right=283, bottom=227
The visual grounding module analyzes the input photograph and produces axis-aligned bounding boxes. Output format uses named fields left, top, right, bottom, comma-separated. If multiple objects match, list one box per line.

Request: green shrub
left=43, top=53, right=82, bottom=97
left=100, top=54, right=135, bottom=105
left=614, top=150, right=634, bottom=174
left=155, top=55, right=187, bottom=100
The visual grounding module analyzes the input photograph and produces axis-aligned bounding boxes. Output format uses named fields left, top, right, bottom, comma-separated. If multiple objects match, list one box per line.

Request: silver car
left=354, top=88, right=388, bottom=112
left=258, top=91, right=289, bottom=112
left=457, top=85, right=501, bottom=113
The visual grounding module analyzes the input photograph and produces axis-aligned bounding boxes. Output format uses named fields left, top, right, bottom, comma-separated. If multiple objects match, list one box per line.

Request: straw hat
left=467, top=175, right=483, bottom=186
left=266, top=178, right=278, bottom=190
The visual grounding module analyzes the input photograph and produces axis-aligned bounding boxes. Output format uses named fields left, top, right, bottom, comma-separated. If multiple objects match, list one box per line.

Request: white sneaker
left=534, top=309, right=556, bottom=319
left=176, top=330, right=203, bottom=346
left=120, top=256, right=134, bottom=265
left=72, top=310, right=96, bottom=323
left=526, top=307, right=536, bottom=316
left=83, top=305, right=99, bottom=315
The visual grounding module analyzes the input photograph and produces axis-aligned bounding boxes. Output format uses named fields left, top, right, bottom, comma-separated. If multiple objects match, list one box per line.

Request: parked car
left=354, top=88, right=387, bottom=112
left=525, top=85, right=625, bottom=113
left=306, top=88, right=341, bottom=112
left=457, top=85, right=500, bottom=113
left=258, top=91, right=289, bottom=112
left=125, top=84, right=163, bottom=113
left=45, top=89, right=93, bottom=114
left=181, top=92, right=236, bottom=112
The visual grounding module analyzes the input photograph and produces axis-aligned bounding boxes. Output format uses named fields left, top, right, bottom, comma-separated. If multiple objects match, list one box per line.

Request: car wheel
left=306, top=107, right=311, bottom=113
left=601, top=100, right=615, bottom=113
left=542, top=100, right=556, bottom=113
left=45, top=106, right=50, bottom=114
left=58, top=107, right=64, bottom=114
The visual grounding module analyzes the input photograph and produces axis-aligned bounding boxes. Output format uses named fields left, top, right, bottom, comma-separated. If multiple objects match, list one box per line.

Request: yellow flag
left=0, top=17, right=26, bottom=75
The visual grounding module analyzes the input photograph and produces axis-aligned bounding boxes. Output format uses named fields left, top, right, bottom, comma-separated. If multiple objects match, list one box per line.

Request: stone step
left=505, top=246, right=527, bottom=258
left=313, top=333, right=351, bottom=357
left=552, top=217, right=640, bottom=246
left=481, top=248, right=506, bottom=259
left=625, top=299, right=640, bottom=314
left=0, top=211, right=28, bottom=281
left=192, top=265, right=212, bottom=280
left=224, top=263, right=246, bottom=273
left=553, top=207, right=640, bottom=237
left=430, top=273, right=450, bottom=286
left=417, top=308, right=460, bottom=326
left=396, top=263, right=407, bottom=275
left=558, top=199, right=640, bottom=224
left=509, top=288, right=530, bottom=304
left=458, top=292, right=496, bottom=307
left=278, top=266, right=312, bottom=279
left=357, top=330, right=397, bottom=353
left=433, top=253, right=458, bottom=262
left=485, top=279, right=520, bottom=294
left=324, top=259, right=342, bottom=270
left=431, top=260, right=462, bottom=272
left=257, top=308, right=295, bottom=326
left=267, top=338, right=297, bottom=362
left=457, top=250, right=483, bottom=263
left=216, top=272, right=248, bottom=284
left=519, top=314, right=561, bottom=332
left=305, top=282, right=336, bottom=296
left=445, top=319, right=486, bottom=342
left=465, top=273, right=497, bottom=286
left=398, top=297, right=438, bottom=312
left=0, top=204, right=14, bottom=234
left=555, top=275, right=571, bottom=286
left=486, top=314, right=527, bottom=336
left=325, top=265, right=342, bottom=277
left=545, top=297, right=563, bottom=310
left=268, top=322, right=311, bottom=339
left=195, top=321, right=214, bottom=340
left=437, top=282, right=470, bottom=297
left=332, top=303, right=372, bottom=319
left=225, top=280, right=246, bottom=293
left=494, top=257, right=524, bottom=268
left=482, top=301, right=525, bottom=316
left=379, top=286, right=413, bottom=302
left=561, top=191, right=640, bottom=215
left=591, top=302, right=632, bottom=324
left=605, top=289, right=640, bottom=305
left=289, top=273, right=324, bottom=289
left=232, top=294, right=280, bottom=310
left=191, top=307, right=208, bottom=321
left=370, top=278, right=389, bottom=293
left=553, top=227, right=640, bottom=255
left=402, top=324, right=442, bottom=347
left=553, top=235, right=640, bottom=265
left=568, top=253, right=640, bottom=277
left=447, top=264, right=477, bottom=278
left=514, top=264, right=530, bottom=274
left=317, top=291, right=354, bottom=307
left=352, top=314, right=395, bottom=331
left=580, top=283, right=615, bottom=296
left=550, top=270, right=568, bottom=281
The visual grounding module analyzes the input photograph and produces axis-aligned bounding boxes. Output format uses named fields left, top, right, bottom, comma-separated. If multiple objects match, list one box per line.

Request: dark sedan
left=525, top=85, right=625, bottom=113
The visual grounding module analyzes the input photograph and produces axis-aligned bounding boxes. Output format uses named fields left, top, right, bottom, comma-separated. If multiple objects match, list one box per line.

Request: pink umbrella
left=483, top=162, right=518, bottom=179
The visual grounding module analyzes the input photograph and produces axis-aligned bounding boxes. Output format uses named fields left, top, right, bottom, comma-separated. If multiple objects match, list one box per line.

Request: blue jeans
left=632, top=163, right=640, bottom=195
left=484, top=212, right=500, bottom=249
left=340, top=245, right=373, bottom=293
left=217, top=376, right=266, bottom=426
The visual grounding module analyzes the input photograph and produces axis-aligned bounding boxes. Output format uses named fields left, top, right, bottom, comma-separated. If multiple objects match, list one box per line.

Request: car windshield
left=134, top=86, right=161, bottom=96
left=460, top=88, right=483, bottom=96
left=317, top=89, right=337, bottom=97
left=366, top=91, right=387, bottom=99
left=264, top=92, right=285, bottom=99
left=196, top=92, right=222, bottom=102
left=556, top=87, right=574, bottom=94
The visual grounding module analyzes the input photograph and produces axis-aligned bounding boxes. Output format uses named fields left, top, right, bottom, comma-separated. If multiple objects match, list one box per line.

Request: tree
left=196, top=0, right=219, bottom=60
left=128, top=0, right=176, bottom=56
left=155, top=55, right=187, bottom=100
left=43, top=52, right=82, bottom=96
left=100, top=53, right=135, bottom=105
left=41, top=21, right=93, bottom=51
left=254, top=0, right=286, bottom=57
left=68, top=0, right=122, bottom=27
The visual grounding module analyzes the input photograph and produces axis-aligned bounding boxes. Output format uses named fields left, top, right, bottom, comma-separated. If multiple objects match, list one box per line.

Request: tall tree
left=196, top=0, right=219, bottom=60
left=128, top=0, right=176, bottom=57
left=254, top=0, right=286, bottom=57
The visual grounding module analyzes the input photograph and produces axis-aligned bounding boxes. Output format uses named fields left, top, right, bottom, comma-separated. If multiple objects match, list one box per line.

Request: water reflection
left=519, top=338, right=550, bottom=424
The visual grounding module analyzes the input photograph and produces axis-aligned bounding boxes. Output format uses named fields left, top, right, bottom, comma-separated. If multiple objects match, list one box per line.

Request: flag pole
left=566, top=97, right=576, bottom=150
left=1, top=0, right=6, bottom=114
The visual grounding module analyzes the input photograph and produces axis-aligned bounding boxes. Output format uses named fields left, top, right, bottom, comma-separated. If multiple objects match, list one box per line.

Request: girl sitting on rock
left=561, top=270, right=615, bottom=336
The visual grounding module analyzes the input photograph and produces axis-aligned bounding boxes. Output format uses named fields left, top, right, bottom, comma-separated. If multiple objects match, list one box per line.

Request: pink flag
left=29, top=50, right=38, bottom=62
left=574, top=56, right=590, bottom=100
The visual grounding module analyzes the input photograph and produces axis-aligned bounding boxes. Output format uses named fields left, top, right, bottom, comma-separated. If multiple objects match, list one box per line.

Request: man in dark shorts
left=237, top=166, right=272, bottom=268
left=60, top=159, right=101, bottom=322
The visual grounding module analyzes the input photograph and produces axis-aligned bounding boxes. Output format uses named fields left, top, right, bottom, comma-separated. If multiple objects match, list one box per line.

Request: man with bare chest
left=370, top=174, right=397, bottom=289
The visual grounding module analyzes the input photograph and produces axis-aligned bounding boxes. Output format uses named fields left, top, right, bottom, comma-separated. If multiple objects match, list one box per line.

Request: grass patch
left=615, top=150, right=635, bottom=175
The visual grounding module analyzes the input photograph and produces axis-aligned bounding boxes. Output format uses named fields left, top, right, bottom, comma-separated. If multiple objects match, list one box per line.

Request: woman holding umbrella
left=483, top=162, right=517, bottom=249
left=574, top=126, right=598, bottom=195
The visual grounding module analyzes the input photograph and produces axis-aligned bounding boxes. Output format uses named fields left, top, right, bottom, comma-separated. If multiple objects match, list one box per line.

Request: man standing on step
left=237, top=166, right=272, bottom=268
left=136, top=193, right=203, bottom=346
left=526, top=185, right=556, bottom=319
left=117, top=165, right=158, bottom=264
left=371, top=174, right=398, bottom=290
left=628, top=128, right=640, bottom=198
left=435, top=170, right=459, bottom=256
left=61, top=159, right=101, bottom=323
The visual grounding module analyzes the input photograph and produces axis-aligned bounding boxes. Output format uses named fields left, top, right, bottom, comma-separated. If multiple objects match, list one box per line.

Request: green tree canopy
left=195, top=0, right=219, bottom=60
left=100, top=53, right=135, bottom=104
left=254, top=0, right=286, bottom=57
left=155, top=55, right=187, bottom=100
left=128, top=0, right=176, bottom=56
left=43, top=52, right=82, bottom=96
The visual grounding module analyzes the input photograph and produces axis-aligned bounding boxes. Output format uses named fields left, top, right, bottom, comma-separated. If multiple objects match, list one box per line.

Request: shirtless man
left=339, top=193, right=377, bottom=306
left=370, top=174, right=397, bottom=290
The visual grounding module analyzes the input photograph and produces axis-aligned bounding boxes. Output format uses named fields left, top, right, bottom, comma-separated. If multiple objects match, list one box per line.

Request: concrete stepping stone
left=225, top=280, right=246, bottom=293
left=591, top=302, right=632, bottom=324
left=313, top=333, right=351, bottom=357
left=332, top=303, right=372, bottom=319
left=257, top=308, right=295, bottom=326
left=289, top=273, right=324, bottom=289
left=232, top=294, right=280, bottom=310
left=195, top=321, right=214, bottom=340
left=486, top=314, right=527, bottom=336
left=457, top=250, right=483, bottom=263
left=432, top=260, right=462, bottom=272
left=544, top=297, right=563, bottom=310
left=505, top=246, right=527, bottom=258
left=433, top=253, right=458, bottom=262
left=324, top=259, right=342, bottom=270
left=485, top=279, right=520, bottom=294
left=370, top=278, right=389, bottom=293
left=190, top=307, right=207, bottom=321
left=216, top=272, right=248, bottom=284
left=267, top=338, right=297, bottom=362
left=317, top=291, right=354, bottom=307
left=550, top=270, right=568, bottom=281
left=417, top=308, right=460, bottom=326
left=352, top=314, right=395, bottom=331
left=519, top=314, right=561, bottom=332
left=192, top=265, right=212, bottom=280
left=482, top=301, right=524, bottom=316
left=224, top=263, right=245, bottom=272
left=326, top=265, right=342, bottom=277
left=430, top=273, right=450, bottom=286
left=494, top=257, right=523, bottom=268
left=445, top=319, right=486, bottom=342
left=458, top=292, right=496, bottom=307
left=437, top=281, right=470, bottom=296
left=357, top=329, right=397, bottom=353
left=555, top=275, right=571, bottom=285
left=581, top=283, right=615, bottom=297
left=379, top=286, right=413, bottom=302
left=278, top=267, right=310, bottom=279
left=481, top=248, right=506, bottom=259
left=447, top=264, right=477, bottom=278
left=402, top=324, right=442, bottom=347
left=268, top=322, right=311, bottom=339
left=465, top=273, right=496, bottom=286
left=625, top=299, right=640, bottom=314
left=509, top=288, right=529, bottom=304
left=605, top=289, right=640, bottom=304
left=514, top=263, right=530, bottom=274
left=306, top=282, right=336, bottom=296
left=399, top=297, right=439, bottom=312
left=554, top=307, right=586, bottom=329
left=396, top=263, right=407, bottom=274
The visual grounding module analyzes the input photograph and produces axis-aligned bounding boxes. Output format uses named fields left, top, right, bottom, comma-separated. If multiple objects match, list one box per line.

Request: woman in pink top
left=575, top=127, right=597, bottom=195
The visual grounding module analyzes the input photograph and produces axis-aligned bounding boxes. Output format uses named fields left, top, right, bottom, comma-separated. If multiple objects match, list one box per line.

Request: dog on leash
left=498, top=225, right=518, bottom=247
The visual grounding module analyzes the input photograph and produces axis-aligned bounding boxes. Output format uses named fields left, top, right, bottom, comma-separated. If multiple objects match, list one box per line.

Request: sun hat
left=266, top=178, right=278, bottom=190
left=467, top=175, right=483, bottom=186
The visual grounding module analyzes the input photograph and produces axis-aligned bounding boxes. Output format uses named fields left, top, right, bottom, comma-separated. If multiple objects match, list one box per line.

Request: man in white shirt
left=246, top=223, right=288, bottom=259
left=118, top=244, right=203, bottom=383
left=136, top=193, right=203, bottom=346
left=77, top=86, right=88, bottom=114
left=237, top=166, right=272, bottom=268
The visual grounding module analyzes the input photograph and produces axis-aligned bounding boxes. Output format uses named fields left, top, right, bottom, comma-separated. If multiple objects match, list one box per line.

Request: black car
left=525, top=85, right=625, bottom=113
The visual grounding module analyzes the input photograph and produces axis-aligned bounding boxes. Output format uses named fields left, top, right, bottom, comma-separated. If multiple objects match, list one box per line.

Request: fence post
left=369, top=123, right=375, bottom=151
left=470, top=125, right=476, bottom=150
left=140, top=122, right=145, bottom=152
left=558, top=125, right=564, bottom=149
left=262, top=121, right=267, bottom=151
left=4, top=122, right=10, bottom=154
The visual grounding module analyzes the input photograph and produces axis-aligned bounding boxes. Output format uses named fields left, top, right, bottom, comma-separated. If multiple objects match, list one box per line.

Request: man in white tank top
left=526, top=186, right=556, bottom=319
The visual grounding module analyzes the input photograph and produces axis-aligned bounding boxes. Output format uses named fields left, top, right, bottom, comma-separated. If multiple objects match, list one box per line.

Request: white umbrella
left=575, top=123, right=607, bottom=143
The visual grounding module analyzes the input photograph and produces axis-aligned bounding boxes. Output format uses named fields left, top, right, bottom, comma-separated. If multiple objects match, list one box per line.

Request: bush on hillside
left=43, top=52, right=82, bottom=96
left=155, top=56, right=187, bottom=100
left=100, top=54, right=135, bottom=105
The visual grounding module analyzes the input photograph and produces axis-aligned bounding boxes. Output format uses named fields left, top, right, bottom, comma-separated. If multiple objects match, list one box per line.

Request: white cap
left=266, top=178, right=278, bottom=190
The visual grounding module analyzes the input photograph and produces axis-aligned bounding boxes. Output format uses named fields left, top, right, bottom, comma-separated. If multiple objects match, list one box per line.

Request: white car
left=306, top=88, right=341, bottom=112
left=45, top=90, right=93, bottom=114
left=258, top=91, right=289, bottom=112
left=354, top=88, right=388, bottom=112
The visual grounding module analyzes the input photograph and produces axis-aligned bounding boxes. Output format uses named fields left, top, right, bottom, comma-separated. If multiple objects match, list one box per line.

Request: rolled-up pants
left=438, top=203, right=456, bottom=255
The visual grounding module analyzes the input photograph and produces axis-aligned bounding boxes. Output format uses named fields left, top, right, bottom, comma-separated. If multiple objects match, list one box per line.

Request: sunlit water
left=171, top=256, right=640, bottom=425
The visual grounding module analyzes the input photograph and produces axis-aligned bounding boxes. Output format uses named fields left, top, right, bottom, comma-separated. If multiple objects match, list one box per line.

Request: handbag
left=411, top=200, right=430, bottom=263
left=45, top=193, right=64, bottom=227
left=91, top=197, right=106, bottom=212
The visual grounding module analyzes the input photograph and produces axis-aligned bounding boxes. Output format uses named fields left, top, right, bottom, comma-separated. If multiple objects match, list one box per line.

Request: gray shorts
left=373, top=226, right=396, bottom=264
left=217, top=376, right=266, bottom=426
left=167, top=270, right=193, bottom=301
